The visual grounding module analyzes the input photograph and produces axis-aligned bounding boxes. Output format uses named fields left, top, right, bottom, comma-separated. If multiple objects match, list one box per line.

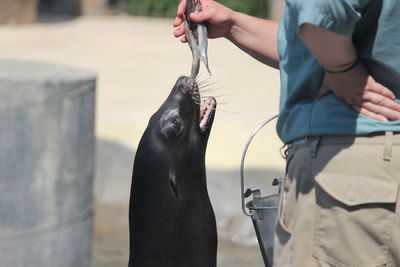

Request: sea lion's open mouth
left=190, top=79, right=216, bottom=133
left=199, top=97, right=216, bottom=132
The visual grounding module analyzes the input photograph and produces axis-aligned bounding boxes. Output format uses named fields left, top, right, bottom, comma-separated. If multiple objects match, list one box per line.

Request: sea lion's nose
left=176, top=76, right=191, bottom=86
left=175, top=76, right=192, bottom=94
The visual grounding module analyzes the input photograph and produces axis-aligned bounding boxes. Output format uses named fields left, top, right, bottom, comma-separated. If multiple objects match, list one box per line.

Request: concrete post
left=0, top=60, right=96, bottom=267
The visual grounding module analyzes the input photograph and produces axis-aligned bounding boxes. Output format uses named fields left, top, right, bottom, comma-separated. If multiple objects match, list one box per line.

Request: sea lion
left=128, top=76, right=218, bottom=267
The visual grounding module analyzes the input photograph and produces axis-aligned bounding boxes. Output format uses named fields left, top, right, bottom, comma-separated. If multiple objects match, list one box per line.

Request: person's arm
left=173, top=0, right=279, bottom=69
left=299, top=23, right=400, bottom=121
left=225, top=12, right=279, bottom=69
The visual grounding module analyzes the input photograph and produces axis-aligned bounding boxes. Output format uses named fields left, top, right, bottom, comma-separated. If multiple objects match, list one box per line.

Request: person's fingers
left=190, top=7, right=215, bottom=23
left=362, top=91, right=400, bottom=113
left=177, top=0, right=186, bottom=16
left=189, top=11, right=205, bottom=23
left=353, top=105, right=388, bottom=122
left=199, top=0, right=210, bottom=9
left=180, top=35, right=187, bottom=43
left=173, top=16, right=183, bottom=27
left=365, top=77, right=396, bottom=100
left=173, top=26, right=185, bottom=38
left=355, top=101, right=400, bottom=121
left=173, top=0, right=186, bottom=27
left=376, top=96, right=400, bottom=113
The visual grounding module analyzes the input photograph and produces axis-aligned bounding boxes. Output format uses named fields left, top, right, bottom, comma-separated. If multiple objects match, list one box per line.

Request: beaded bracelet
left=324, top=58, right=359, bottom=74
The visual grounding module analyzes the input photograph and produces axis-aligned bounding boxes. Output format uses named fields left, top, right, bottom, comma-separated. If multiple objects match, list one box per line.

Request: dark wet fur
left=128, top=76, right=217, bottom=267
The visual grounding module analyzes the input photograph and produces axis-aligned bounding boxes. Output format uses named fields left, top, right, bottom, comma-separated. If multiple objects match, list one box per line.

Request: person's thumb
left=189, top=10, right=208, bottom=23
left=315, top=75, right=331, bottom=100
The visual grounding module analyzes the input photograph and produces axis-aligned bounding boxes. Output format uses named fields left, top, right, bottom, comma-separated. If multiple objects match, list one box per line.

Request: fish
left=184, top=0, right=212, bottom=78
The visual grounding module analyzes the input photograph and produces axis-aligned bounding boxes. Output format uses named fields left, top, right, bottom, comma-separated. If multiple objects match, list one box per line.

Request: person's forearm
left=227, top=11, right=279, bottom=69
left=299, top=23, right=357, bottom=71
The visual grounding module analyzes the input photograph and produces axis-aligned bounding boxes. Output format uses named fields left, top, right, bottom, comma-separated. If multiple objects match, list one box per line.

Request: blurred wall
left=39, top=0, right=82, bottom=15
left=82, top=0, right=109, bottom=14
left=0, top=0, right=38, bottom=24
left=268, top=0, right=285, bottom=21
left=39, top=0, right=109, bottom=15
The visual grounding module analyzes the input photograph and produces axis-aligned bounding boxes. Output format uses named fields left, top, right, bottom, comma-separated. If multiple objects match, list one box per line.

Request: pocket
left=277, top=178, right=292, bottom=234
left=314, top=173, right=398, bottom=267
left=277, top=149, right=296, bottom=234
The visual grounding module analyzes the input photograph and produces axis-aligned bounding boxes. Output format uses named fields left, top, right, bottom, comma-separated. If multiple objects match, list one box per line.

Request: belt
left=287, top=136, right=308, bottom=148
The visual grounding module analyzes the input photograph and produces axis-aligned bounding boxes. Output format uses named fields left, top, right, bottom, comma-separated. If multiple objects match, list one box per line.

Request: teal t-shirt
left=277, top=0, right=400, bottom=143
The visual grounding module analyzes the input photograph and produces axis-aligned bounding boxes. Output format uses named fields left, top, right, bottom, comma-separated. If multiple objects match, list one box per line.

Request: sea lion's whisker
left=198, top=81, right=219, bottom=87
left=197, top=80, right=213, bottom=86
left=199, top=86, right=229, bottom=92
left=197, top=79, right=214, bottom=85
left=211, top=107, right=239, bottom=114
left=196, top=77, right=211, bottom=83
left=201, top=93, right=234, bottom=98
left=199, top=89, right=219, bottom=94
left=198, top=85, right=217, bottom=91
left=196, top=75, right=213, bottom=83
left=198, top=87, right=220, bottom=92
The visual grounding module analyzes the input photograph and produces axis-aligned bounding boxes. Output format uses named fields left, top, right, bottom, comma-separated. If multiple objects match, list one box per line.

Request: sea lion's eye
left=172, top=119, right=184, bottom=136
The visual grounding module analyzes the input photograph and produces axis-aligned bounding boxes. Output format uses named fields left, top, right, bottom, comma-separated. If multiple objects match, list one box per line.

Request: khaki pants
left=274, top=133, right=400, bottom=267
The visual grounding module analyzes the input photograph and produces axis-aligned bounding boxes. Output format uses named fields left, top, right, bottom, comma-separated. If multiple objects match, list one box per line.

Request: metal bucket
left=240, top=114, right=280, bottom=267
left=246, top=192, right=280, bottom=266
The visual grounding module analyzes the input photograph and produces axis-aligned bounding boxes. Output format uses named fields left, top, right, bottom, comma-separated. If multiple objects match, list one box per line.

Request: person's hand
left=316, top=62, right=400, bottom=122
left=173, top=0, right=235, bottom=42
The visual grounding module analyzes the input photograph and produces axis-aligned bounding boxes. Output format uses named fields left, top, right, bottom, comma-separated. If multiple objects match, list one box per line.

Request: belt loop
left=396, top=184, right=400, bottom=214
left=310, top=136, right=321, bottom=158
left=280, top=144, right=289, bottom=159
left=383, top=131, right=393, bottom=161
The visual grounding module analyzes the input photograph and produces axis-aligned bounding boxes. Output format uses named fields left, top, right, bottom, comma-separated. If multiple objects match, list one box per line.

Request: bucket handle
left=240, top=114, right=279, bottom=217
